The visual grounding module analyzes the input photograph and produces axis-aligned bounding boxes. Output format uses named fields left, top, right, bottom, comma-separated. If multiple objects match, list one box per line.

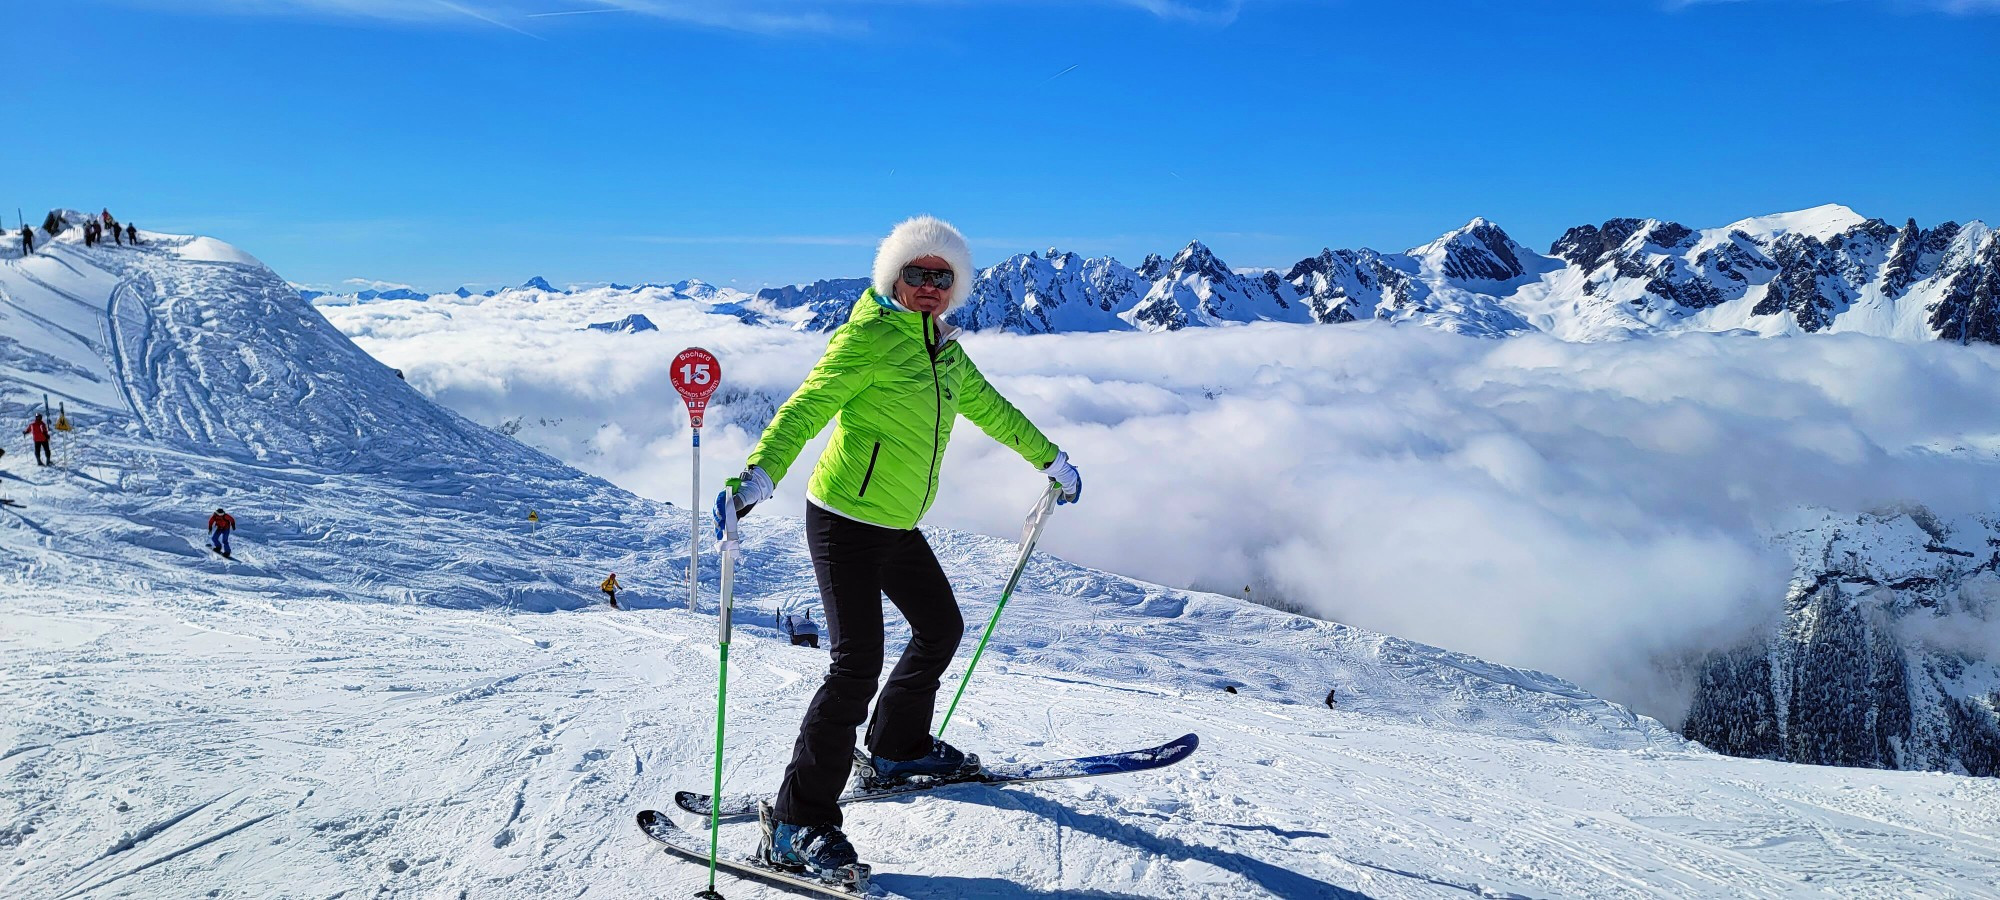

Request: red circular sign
left=671, top=347, right=721, bottom=427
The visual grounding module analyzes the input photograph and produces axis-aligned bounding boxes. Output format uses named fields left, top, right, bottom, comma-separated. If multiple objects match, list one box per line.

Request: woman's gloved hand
left=1041, top=451, right=1082, bottom=505
left=712, top=465, right=774, bottom=538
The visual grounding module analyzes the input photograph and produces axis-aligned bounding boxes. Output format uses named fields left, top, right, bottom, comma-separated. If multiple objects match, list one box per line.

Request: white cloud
left=320, top=292, right=2000, bottom=724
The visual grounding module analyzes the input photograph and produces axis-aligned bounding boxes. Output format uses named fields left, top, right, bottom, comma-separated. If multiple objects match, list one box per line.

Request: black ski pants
left=773, top=503, right=963, bottom=827
left=32, top=440, right=50, bottom=465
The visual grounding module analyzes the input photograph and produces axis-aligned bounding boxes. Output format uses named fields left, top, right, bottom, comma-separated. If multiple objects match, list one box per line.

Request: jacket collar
left=851, top=288, right=960, bottom=346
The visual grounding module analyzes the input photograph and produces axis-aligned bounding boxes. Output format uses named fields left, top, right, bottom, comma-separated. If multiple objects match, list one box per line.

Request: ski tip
left=636, top=809, right=670, bottom=832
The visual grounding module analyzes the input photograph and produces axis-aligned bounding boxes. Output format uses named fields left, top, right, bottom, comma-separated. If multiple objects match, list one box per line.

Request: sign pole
left=670, top=347, right=722, bottom=613
left=691, top=424, right=701, bottom=611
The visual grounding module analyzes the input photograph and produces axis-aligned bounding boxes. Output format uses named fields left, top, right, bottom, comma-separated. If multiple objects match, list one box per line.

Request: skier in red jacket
left=208, top=508, right=236, bottom=557
left=23, top=414, right=51, bottom=466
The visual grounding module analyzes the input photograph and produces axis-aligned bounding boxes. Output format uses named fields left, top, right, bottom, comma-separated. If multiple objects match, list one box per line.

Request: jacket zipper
left=857, top=441, right=882, bottom=497
left=922, top=313, right=942, bottom=514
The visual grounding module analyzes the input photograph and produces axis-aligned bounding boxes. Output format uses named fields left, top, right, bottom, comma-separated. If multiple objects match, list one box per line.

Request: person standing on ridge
left=208, top=508, right=236, bottom=557
left=600, top=572, right=622, bottom=609
left=18, top=224, right=32, bottom=255
left=112, top=221, right=124, bottom=246
left=82, top=221, right=97, bottom=248
left=1324, top=688, right=1337, bottom=709
left=23, top=413, right=51, bottom=466
left=126, top=223, right=138, bottom=245
left=101, top=208, right=113, bottom=229
left=713, top=215, right=1084, bottom=885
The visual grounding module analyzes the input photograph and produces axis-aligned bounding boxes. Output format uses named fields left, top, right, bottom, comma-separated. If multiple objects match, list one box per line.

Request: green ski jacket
left=747, top=289, right=1058, bottom=530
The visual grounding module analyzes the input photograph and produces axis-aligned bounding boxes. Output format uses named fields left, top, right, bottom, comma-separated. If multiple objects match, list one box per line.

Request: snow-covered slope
left=9, top=217, right=2000, bottom=897
left=13, top=220, right=2000, bottom=897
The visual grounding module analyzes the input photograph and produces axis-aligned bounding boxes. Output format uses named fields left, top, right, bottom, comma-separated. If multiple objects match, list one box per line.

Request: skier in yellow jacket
left=600, top=573, right=622, bottom=609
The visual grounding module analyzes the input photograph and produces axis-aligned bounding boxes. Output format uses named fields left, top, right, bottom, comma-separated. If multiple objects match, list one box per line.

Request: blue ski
left=675, top=733, right=1198, bottom=821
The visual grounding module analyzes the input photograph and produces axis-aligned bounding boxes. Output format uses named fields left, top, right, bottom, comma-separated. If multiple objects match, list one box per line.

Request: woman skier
left=713, top=215, right=1082, bottom=886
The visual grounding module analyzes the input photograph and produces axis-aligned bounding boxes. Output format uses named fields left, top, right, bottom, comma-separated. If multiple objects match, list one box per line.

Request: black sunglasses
left=900, top=265, right=955, bottom=290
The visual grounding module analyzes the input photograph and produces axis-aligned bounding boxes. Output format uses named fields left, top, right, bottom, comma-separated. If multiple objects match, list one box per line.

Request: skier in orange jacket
left=208, top=509, right=237, bottom=557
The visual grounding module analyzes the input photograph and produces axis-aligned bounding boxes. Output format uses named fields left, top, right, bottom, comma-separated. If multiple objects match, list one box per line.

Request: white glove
left=1041, top=451, right=1081, bottom=505
left=713, top=465, right=775, bottom=538
left=734, top=465, right=775, bottom=509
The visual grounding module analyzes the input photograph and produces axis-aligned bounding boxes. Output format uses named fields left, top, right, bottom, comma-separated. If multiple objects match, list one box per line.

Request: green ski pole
left=938, top=480, right=1062, bottom=739
left=696, top=478, right=743, bottom=900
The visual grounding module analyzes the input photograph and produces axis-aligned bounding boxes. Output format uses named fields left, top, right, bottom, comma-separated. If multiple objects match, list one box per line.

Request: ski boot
left=855, top=737, right=983, bottom=789
left=757, top=801, right=870, bottom=892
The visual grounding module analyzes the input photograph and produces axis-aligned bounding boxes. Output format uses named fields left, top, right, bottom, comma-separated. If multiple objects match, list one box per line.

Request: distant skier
left=82, top=221, right=97, bottom=248
left=23, top=413, right=51, bottom=466
left=714, top=215, right=1083, bottom=884
left=112, top=222, right=124, bottom=246
left=785, top=609, right=821, bottom=649
left=126, top=223, right=138, bottom=245
left=600, top=572, right=621, bottom=609
left=1324, top=688, right=1336, bottom=709
left=101, top=208, right=114, bottom=229
left=208, top=508, right=236, bottom=557
left=18, top=225, right=32, bottom=255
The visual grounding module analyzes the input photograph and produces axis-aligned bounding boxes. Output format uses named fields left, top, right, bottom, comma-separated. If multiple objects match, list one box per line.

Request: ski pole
left=697, top=478, right=742, bottom=900
left=938, top=480, right=1062, bottom=739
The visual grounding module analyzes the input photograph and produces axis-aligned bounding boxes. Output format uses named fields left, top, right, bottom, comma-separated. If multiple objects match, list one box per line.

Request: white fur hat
left=873, top=215, right=974, bottom=314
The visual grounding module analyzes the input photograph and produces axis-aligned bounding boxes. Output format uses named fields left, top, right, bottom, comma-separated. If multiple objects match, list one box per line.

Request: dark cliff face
left=1683, top=511, right=2000, bottom=778
left=1752, top=236, right=1840, bottom=332
left=1925, top=236, right=2000, bottom=344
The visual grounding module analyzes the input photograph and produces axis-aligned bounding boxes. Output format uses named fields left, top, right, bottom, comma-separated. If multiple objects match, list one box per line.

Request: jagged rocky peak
left=1136, top=252, right=1168, bottom=280
left=1926, top=226, right=2000, bottom=344
left=1284, top=248, right=1346, bottom=281
left=1552, top=217, right=1696, bottom=270
left=1169, top=241, right=1233, bottom=281
left=1413, top=217, right=1534, bottom=282
left=521, top=275, right=559, bottom=292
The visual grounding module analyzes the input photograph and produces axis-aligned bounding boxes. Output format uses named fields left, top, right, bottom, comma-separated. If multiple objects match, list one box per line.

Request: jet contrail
left=1043, top=63, right=1080, bottom=84
left=434, top=0, right=546, bottom=38
left=525, top=8, right=627, bottom=17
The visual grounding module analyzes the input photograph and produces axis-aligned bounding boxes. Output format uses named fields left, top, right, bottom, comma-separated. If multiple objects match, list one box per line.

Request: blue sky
left=7, top=0, right=1995, bottom=291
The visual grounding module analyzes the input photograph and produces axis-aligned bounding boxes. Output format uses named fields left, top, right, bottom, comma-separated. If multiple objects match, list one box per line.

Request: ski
left=676, top=733, right=1198, bottom=821
left=635, top=809, right=887, bottom=899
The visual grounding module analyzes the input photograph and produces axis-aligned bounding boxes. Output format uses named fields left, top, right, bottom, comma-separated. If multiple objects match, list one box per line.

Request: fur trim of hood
left=872, top=215, right=974, bottom=315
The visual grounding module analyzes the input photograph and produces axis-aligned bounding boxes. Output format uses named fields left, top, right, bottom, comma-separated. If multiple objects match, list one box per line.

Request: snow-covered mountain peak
left=1408, top=216, right=1549, bottom=284
left=519, top=275, right=560, bottom=292
left=1168, top=239, right=1232, bottom=282
left=1724, top=203, right=1870, bottom=242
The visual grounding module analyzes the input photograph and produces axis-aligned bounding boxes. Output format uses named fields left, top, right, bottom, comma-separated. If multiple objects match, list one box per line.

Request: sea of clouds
left=322, top=291, right=2000, bottom=723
